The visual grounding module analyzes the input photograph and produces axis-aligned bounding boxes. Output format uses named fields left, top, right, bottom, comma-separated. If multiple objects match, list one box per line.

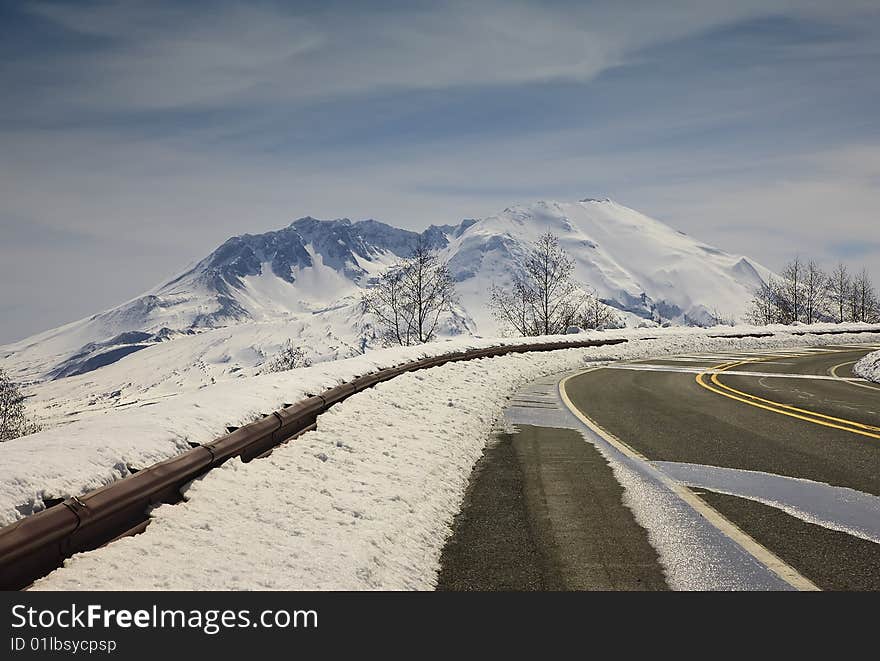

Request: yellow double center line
left=695, top=354, right=880, bottom=440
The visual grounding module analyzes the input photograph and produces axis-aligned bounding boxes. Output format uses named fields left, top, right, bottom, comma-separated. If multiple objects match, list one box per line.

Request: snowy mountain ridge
left=2, top=198, right=772, bottom=385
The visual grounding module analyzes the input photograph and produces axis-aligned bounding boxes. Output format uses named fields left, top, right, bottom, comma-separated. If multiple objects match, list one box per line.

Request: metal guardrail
left=0, top=337, right=626, bottom=590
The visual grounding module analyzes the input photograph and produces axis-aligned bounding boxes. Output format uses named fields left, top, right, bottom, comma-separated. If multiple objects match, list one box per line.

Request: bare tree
left=490, top=272, right=539, bottom=336
left=827, top=263, right=851, bottom=323
left=528, top=232, right=578, bottom=335
left=746, top=277, right=783, bottom=326
left=264, top=340, right=312, bottom=373
left=362, top=265, right=411, bottom=346
left=489, top=232, right=581, bottom=336
left=400, top=241, right=459, bottom=343
left=803, top=260, right=828, bottom=325
left=850, top=268, right=879, bottom=323
left=578, top=287, right=621, bottom=330
left=362, top=240, right=458, bottom=346
left=749, top=259, right=876, bottom=327
left=780, top=256, right=804, bottom=323
left=0, top=369, right=41, bottom=441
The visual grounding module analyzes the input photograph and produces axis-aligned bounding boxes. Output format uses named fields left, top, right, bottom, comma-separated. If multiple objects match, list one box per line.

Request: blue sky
left=2, top=0, right=879, bottom=342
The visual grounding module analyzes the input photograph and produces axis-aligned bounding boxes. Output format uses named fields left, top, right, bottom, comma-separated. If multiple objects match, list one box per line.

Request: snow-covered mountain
left=450, top=199, right=771, bottom=332
left=2, top=198, right=772, bottom=388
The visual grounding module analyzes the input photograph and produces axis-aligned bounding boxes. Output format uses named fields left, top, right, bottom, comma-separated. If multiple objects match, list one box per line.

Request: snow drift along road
left=29, top=326, right=880, bottom=590
left=3, top=324, right=878, bottom=532
left=854, top=350, right=880, bottom=383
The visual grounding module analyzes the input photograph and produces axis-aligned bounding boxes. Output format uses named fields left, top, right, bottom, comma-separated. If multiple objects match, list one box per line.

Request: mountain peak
left=3, top=197, right=775, bottom=384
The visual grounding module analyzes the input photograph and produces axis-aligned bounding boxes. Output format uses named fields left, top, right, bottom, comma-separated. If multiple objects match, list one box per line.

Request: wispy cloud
left=1, top=0, right=879, bottom=341
left=17, top=0, right=875, bottom=115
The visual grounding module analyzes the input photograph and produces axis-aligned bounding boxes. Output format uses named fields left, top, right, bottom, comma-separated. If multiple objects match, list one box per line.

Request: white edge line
left=558, top=369, right=821, bottom=592
left=830, top=360, right=880, bottom=392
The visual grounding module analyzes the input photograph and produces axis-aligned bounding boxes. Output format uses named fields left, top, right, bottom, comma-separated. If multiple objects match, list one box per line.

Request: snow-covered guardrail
left=0, top=336, right=628, bottom=590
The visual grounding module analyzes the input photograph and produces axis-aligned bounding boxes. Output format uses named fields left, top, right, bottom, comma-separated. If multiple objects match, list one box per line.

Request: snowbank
left=33, top=349, right=594, bottom=590
left=2, top=323, right=878, bottom=531
left=17, top=325, right=880, bottom=590
left=854, top=350, right=880, bottom=383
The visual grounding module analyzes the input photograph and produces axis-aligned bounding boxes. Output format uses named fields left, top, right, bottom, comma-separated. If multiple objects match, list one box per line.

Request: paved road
left=438, top=343, right=880, bottom=591
left=437, top=422, right=667, bottom=591
left=563, top=344, right=880, bottom=590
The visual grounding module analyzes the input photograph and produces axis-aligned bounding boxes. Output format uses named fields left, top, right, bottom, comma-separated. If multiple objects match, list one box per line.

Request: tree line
left=746, top=257, right=879, bottom=325
left=362, top=237, right=880, bottom=342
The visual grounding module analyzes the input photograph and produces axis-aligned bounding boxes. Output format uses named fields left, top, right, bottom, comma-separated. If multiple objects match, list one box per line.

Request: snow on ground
left=17, top=317, right=366, bottom=430
left=33, top=350, right=592, bottom=590
left=854, top=350, right=880, bottom=383
left=6, top=330, right=632, bottom=527
left=19, top=324, right=880, bottom=590
left=3, top=323, right=877, bottom=530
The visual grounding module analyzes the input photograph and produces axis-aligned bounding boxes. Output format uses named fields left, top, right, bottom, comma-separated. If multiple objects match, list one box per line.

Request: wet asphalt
left=565, top=347, right=880, bottom=496
left=563, top=345, right=880, bottom=590
left=436, top=424, right=667, bottom=591
left=702, top=491, right=880, bottom=591
left=438, top=344, right=880, bottom=591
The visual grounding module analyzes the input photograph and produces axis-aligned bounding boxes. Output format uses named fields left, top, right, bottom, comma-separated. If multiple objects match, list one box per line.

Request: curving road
left=438, top=343, right=880, bottom=591
left=561, top=344, right=880, bottom=590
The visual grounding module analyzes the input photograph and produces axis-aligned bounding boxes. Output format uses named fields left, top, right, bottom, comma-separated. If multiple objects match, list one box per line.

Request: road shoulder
left=436, top=423, right=667, bottom=591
